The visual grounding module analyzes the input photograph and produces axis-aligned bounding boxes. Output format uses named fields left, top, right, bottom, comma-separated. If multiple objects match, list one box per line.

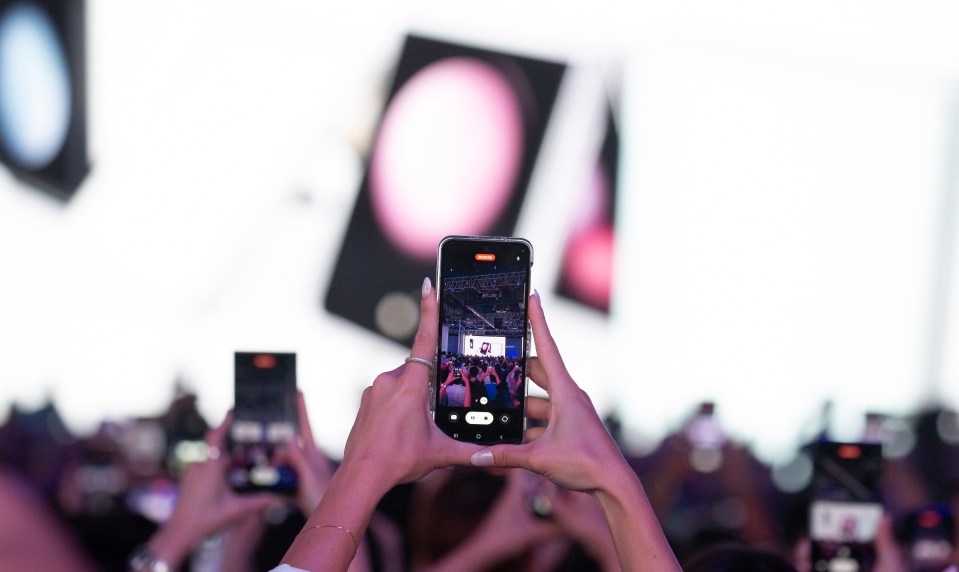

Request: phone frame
left=432, top=235, right=533, bottom=445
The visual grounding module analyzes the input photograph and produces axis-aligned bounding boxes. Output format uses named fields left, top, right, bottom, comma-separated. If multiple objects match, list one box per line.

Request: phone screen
left=809, top=441, right=883, bottom=571
left=228, top=352, right=298, bottom=494
left=434, top=236, right=532, bottom=444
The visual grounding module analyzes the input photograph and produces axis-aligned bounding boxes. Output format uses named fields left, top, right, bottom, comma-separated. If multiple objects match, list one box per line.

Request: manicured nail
left=422, top=277, right=432, bottom=298
left=470, top=450, right=494, bottom=467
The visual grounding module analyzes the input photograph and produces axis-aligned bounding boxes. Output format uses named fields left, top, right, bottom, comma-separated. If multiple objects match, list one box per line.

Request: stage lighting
left=325, top=34, right=566, bottom=345
left=0, top=0, right=88, bottom=199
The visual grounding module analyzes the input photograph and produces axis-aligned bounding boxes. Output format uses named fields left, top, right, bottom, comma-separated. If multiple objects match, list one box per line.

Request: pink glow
left=562, top=224, right=614, bottom=310
left=570, top=164, right=611, bottom=233
left=370, top=57, right=524, bottom=260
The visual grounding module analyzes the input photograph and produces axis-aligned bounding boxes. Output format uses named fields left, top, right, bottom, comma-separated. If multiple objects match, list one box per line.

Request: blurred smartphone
left=898, top=504, right=955, bottom=572
left=433, top=236, right=532, bottom=444
left=809, top=441, right=883, bottom=571
left=228, top=352, right=298, bottom=494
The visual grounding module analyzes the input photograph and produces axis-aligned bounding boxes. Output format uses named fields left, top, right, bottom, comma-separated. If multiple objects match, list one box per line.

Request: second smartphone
left=809, top=441, right=883, bottom=571
left=228, top=352, right=298, bottom=494
left=433, top=236, right=533, bottom=444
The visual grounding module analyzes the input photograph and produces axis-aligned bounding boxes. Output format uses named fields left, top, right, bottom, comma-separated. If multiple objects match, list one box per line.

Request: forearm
left=590, top=465, right=681, bottom=572
left=281, top=460, right=392, bottom=572
left=578, top=526, right=622, bottom=572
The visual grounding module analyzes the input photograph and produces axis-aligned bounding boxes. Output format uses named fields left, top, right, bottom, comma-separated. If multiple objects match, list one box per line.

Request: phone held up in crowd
left=228, top=351, right=298, bottom=495
left=432, top=236, right=533, bottom=445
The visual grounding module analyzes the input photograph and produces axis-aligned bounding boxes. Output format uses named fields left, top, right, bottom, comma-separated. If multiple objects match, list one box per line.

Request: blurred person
left=0, top=467, right=96, bottom=571
left=276, top=280, right=680, bottom=572
left=639, top=409, right=785, bottom=561
left=406, top=466, right=619, bottom=571
left=684, top=544, right=797, bottom=572
left=406, top=467, right=555, bottom=571
left=128, top=412, right=279, bottom=571
left=131, top=390, right=395, bottom=572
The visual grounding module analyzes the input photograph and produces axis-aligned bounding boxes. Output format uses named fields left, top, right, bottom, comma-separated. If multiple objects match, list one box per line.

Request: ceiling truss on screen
left=443, top=272, right=526, bottom=293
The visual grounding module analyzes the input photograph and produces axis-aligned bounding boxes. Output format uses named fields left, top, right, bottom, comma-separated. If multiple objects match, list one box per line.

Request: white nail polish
left=422, top=277, right=432, bottom=297
left=470, top=450, right=494, bottom=467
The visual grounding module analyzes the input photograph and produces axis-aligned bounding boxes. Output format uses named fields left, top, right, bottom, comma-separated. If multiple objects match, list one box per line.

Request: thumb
left=470, top=444, right=532, bottom=470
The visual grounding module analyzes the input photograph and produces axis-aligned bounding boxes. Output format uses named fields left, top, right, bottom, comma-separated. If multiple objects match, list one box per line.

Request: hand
left=148, top=413, right=278, bottom=567
left=423, top=469, right=560, bottom=572
left=470, top=292, right=628, bottom=493
left=467, top=470, right=559, bottom=557
left=340, top=279, right=482, bottom=489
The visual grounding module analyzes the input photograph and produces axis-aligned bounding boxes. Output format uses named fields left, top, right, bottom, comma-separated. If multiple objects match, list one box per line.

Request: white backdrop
left=1, top=0, right=958, bottom=463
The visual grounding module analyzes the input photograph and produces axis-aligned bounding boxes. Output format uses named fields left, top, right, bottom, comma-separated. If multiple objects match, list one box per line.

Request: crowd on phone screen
left=438, top=353, right=523, bottom=409
left=2, top=294, right=959, bottom=570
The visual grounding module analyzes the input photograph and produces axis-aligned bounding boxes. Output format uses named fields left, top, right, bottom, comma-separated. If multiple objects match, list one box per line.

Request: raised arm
left=470, top=292, right=681, bottom=572
left=278, top=278, right=481, bottom=572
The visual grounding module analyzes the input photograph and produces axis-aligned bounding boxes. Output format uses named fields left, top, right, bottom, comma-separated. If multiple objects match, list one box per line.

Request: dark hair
left=683, top=545, right=797, bottom=572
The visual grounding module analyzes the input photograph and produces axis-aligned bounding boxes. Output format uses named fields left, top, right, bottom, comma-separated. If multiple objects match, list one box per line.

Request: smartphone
left=228, top=352, right=298, bottom=494
left=898, top=504, right=955, bottom=572
left=433, top=236, right=533, bottom=444
left=809, top=441, right=883, bottom=571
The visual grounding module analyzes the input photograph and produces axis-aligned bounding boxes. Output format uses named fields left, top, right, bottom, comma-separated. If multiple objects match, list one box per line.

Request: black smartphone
left=809, top=441, right=884, bottom=571
left=433, top=236, right=533, bottom=444
left=228, top=352, right=298, bottom=494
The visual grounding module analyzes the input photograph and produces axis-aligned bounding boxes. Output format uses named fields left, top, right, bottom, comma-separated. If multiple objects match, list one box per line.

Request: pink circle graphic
left=369, top=57, right=524, bottom=260
left=563, top=224, right=614, bottom=310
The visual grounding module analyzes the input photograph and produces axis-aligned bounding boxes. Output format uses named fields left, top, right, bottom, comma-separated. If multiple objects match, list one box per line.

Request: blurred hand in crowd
left=140, top=412, right=278, bottom=569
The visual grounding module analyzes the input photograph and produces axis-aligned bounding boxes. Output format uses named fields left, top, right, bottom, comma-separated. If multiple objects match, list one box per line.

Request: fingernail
left=470, top=450, right=494, bottom=467
left=422, top=277, right=432, bottom=298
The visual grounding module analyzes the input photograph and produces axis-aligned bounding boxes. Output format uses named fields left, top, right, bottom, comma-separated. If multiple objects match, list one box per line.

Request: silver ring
left=405, top=356, right=435, bottom=371
left=206, top=445, right=221, bottom=461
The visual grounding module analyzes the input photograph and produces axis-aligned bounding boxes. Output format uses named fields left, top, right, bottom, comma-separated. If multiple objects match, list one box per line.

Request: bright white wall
left=1, top=1, right=958, bottom=463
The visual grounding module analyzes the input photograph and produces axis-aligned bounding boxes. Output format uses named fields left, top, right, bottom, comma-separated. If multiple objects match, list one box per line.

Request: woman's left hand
left=340, top=278, right=483, bottom=490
